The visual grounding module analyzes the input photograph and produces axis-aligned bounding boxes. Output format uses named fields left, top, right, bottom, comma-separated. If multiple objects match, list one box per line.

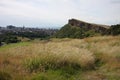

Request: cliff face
left=68, top=19, right=110, bottom=34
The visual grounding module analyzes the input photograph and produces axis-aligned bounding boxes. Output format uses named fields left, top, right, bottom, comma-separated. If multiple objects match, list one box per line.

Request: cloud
left=0, top=0, right=120, bottom=27
left=110, top=0, right=120, bottom=4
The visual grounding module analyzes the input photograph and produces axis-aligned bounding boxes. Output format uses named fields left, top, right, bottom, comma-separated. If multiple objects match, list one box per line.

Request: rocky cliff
left=68, top=19, right=110, bottom=34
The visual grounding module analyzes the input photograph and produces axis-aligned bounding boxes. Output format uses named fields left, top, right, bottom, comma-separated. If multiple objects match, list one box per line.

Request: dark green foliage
left=0, top=71, right=12, bottom=80
left=2, top=31, right=49, bottom=40
left=55, top=24, right=85, bottom=38
left=85, top=30, right=97, bottom=37
left=0, top=32, right=20, bottom=44
left=55, top=24, right=98, bottom=38
left=4, top=36, right=20, bottom=44
left=0, top=35, right=20, bottom=44
left=0, top=41, right=1, bottom=46
left=110, top=24, right=120, bottom=35
left=0, top=30, right=50, bottom=44
left=17, top=32, right=49, bottom=39
left=0, top=26, right=58, bottom=41
left=95, top=58, right=105, bottom=68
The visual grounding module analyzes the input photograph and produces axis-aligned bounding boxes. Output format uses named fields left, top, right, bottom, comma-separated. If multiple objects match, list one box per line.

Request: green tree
left=0, top=35, right=20, bottom=44
left=110, top=24, right=120, bottom=35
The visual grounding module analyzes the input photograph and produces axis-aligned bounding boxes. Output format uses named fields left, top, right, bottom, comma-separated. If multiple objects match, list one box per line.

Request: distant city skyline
left=0, top=0, right=120, bottom=28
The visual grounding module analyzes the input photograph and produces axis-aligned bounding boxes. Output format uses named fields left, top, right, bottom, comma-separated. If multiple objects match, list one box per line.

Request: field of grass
left=0, top=36, right=120, bottom=80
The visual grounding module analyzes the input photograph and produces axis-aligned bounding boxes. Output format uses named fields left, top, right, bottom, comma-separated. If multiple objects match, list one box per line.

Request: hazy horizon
left=0, top=0, right=120, bottom=28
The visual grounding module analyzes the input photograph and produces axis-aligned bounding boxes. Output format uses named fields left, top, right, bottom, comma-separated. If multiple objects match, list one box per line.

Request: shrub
left=95, top=58, right=105, bottom=68
left=0, top=35, right=20, bottom=44
left=5, top=36, right=20, bottom=44
left=85, top=30, right=97, bottom=37
left=110, top=24, right=120, bottom=35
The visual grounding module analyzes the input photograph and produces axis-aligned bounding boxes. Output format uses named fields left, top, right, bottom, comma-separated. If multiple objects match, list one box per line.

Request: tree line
left=0, top=27, right=58, bottom=45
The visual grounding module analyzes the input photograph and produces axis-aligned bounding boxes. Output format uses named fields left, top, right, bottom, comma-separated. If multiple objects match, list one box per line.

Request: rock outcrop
left=68, top=19, right=110, bottom=34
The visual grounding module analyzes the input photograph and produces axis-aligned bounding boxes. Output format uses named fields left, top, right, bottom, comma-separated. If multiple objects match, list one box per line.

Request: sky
left=0, top=0, right=120, bottom=28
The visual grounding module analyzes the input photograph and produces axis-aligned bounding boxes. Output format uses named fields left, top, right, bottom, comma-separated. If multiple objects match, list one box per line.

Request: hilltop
left=55, top=19, right=104, bottom=39
left=55, top=19, right=120, bottom=38
left=68, top=19, right=110, bottom=33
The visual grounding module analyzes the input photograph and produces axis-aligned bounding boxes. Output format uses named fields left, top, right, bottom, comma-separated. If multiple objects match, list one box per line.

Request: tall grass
left=0, top=36, right=120, bottom=80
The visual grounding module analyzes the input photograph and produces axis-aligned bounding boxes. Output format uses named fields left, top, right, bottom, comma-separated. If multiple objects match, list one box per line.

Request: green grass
left=31, top=70, right=83, bottom=80
left=0, top=42, right=31, bottom=51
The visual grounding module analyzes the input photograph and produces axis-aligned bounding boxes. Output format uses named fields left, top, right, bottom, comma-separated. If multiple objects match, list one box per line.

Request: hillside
left=68, top=19, right=110, bottom=34
left=55, top=19, right=112, bottom=39
left=0, top=36, right=120, bottom=80
left=55, top=24, right=101, bottom=39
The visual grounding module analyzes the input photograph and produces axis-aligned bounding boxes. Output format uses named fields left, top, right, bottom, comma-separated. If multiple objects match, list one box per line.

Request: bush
left=0, top=35, right=20, bottom=44
left=85, top=30, right=97, bottom=37
left=110, top=24, right=120, bottom=35
left=5, top=36, right=20, bottom=44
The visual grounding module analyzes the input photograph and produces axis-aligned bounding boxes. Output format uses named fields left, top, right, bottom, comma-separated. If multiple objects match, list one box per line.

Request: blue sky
left=0, top=0, right=120, bottom=28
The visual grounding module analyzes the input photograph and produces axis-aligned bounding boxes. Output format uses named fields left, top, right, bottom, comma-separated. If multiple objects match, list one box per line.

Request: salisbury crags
left=68, top=19, right=110, bottom=34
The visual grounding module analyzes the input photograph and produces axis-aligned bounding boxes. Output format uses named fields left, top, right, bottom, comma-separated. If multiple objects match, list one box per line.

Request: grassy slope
left=0, top=36, right=120, bottom=80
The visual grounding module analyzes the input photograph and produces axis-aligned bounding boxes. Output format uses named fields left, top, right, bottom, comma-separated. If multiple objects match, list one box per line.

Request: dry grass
left=0, top=36, right=120, bottom=80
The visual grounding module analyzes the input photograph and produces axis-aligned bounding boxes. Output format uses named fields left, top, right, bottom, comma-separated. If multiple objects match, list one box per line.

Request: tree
left=4, top=36, right=20, bottom=44
left=0, top=34, right=20, bottom=44
left=110, top=24, right=120, bottom=35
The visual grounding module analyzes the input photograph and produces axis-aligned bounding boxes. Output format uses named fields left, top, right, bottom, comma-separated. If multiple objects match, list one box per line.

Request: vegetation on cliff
left=55, top=24, right=100, bottom=38
left=55, top=23, right=120, bottom=39
left=110, top=24, right=120, bottom=35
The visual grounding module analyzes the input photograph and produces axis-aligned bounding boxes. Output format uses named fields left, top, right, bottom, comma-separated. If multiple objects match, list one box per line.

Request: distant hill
left=68, top=19, right=110, bottom=34
left=55, top=19, right=111, bottom=38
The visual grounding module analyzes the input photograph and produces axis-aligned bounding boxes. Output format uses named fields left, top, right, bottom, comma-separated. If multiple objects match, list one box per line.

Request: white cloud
left=0, top=0, right=120, bottom=27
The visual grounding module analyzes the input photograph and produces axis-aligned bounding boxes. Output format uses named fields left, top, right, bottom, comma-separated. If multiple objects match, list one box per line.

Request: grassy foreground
left=0, top=36, right=120, bottom=80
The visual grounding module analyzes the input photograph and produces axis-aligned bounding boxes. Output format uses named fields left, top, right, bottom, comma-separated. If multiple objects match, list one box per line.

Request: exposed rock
left=68, top=19, right=110, bottom=34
